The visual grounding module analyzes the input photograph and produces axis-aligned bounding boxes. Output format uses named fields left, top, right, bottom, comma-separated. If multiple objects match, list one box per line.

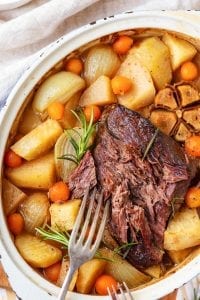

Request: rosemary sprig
left=114, top=241, right=137, bottom=259
left=36, top=225, right=111, bottom=261
left=58, top=153, right=79, bottom=165
left=36, top=225, right=70, bottom=249
left=142, top=128, right=159, bottom=161
left=95, top=251, right=115, bottom=262
left=59, top=109, right=96, bottom=164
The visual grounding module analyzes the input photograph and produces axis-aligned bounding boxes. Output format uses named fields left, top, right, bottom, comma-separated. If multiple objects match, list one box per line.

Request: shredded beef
left=69, top=151, right=97, bottom=198
left=69, top=105, right=192, bottom=268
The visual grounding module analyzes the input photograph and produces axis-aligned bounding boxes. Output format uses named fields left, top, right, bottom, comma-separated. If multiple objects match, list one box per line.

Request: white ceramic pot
left=0, top=10, right=200, bottom=300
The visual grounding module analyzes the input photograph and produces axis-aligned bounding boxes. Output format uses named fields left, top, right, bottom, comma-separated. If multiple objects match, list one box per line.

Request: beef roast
left=69, top=151, right=97, bottom=198
left=69, top=105, right=191, bottom=268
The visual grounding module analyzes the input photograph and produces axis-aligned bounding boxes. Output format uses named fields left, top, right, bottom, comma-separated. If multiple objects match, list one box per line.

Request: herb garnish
left=36, top=225, right=70, bottom=249
left=58, top=109, right=96, bottom=164
left=114, top=241, right=137, bottom=259
left=95, top=251, right=115, bottom=262
left=36, top=225, right=112, bottom=262
left=142, top=128, right=159, bottom=161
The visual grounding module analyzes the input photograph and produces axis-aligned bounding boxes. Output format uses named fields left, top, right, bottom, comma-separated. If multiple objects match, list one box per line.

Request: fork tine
left=118, top=283, right=126, bottom=300
left=107, top=285, right=120, bottom=300
left=123, top=282, right=134, bottom=300
left=108, top=282, right=133, bottom=300
left=84, top=191, right=104, bottom=248
left=69, top=186, right=90, bottom=246
left=77, top=188, right=96, bottom=244
left=107, top=288, right=114, bottom=299
left=58, top=187, right=109, bottom=300
left=91, top=200, right=109, bottom=253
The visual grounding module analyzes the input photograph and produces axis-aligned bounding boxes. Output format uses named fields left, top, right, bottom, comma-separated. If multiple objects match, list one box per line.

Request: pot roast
left=69, top=105, right=192, bottom=268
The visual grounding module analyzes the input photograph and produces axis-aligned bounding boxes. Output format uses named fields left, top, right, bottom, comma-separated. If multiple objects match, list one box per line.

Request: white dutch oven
left=0, top=10, right=200, bottom=300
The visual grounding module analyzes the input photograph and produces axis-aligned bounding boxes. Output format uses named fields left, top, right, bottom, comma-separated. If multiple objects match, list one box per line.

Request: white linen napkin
left=0, top=0, right=200, bottom=107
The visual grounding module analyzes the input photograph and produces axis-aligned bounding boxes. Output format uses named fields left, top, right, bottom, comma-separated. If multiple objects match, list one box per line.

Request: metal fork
left=58, top=187, right=109, bottom=300
left=108, top=282, right=134, bottom=300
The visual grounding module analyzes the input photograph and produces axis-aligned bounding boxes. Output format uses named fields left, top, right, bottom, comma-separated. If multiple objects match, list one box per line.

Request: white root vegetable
left=117, top=52, right=155, bottom=110
left=32, top=71, right=85, bottom=112
left=76, top=259, right=106, bottom=294
left=2, top=178, right=27, bottom=215
left=6, top=152, right=56, bottom=190
left=18, top=104, right=42, bottom=135
left=57, top=258, right=78, bottom=291
left=50, top=199, right=81, bottom=231
left=11, top=119, right=63, bottom=161
left=84, top=45, right=121, bottom=85
left=162, top=33, right=197, bottom=70
left=54, top=129, right=80, bottom=182
left=79, top=75, right=116, bottom=107
left=54, top=127, right=95, bottom=182
left=98, top=248, right=151, bottom=288
left=144, top=265, right=163, bottom=279
left=59, top=92, right=81, bottom=129
left=19, top=193, right=50, bottom=233
left=164, top=207, right=200, bottom=251
left=167, top=248, right=194, bottom=264
left=15, top=233, right=62, bottom=268
left=130, top=37, right=172, bottom=90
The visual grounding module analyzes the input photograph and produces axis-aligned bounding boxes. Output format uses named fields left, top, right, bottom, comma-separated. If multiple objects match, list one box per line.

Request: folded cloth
left=0, top=0, right=100, bottom=108
left=1, top=0, right=200, bottom=107
left=0, top=1, right=200, bottom=300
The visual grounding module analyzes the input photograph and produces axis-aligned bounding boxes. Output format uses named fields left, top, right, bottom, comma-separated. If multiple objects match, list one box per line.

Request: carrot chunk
left=113, top=35, right=133, bottom=55
left=95, top=274, right=118, bottom=295
left=180, top=61, right=198, bottom=81
left=83, top=105, right=101, bottom=123
left=7, top=213, right=24, bottom=235
left=49, top=181, right=70, bottom=202
left=185, top=187, right=200, bottom=208
left=65, top=58, right=83, bottom=75
left=4, top=150, right=23, bottom=168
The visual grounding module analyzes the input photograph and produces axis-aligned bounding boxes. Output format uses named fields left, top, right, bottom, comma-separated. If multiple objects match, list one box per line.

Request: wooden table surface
left=0, top=262, right=11, bottom=289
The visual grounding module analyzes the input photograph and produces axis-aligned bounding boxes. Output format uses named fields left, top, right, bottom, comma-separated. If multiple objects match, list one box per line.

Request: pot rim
left=0, top=10, right=200, bottom=300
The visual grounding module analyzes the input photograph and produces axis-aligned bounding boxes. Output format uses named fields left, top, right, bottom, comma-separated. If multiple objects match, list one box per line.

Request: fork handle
left=58, top=264, right=77, bottom=300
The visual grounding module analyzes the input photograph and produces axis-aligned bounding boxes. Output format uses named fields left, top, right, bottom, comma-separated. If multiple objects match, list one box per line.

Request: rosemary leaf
left=114, top=241, right=137, bottom=257
left=67, top=132, right=79, bottom=154
left=142, top=128, right=159, bottom=161
left=57, top=154, right=78, bottom=164
left=95, top=251, right=115, bottom=262
left=71, top=110, right=82, bottom=126
left=61, top=157, right=78, bottom=164
left=123, top=247, right=131, bottom=259
left=87, top=108, right=94, bottom=134
left=36, top=225, right=70, bottom=249
left=79, top=110, right=87, bottom=133
left=85, top=124, right=95, bottom=146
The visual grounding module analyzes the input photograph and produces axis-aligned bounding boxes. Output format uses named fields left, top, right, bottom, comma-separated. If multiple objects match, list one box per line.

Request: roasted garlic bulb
left=150, top=83, right=200, bottom=142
